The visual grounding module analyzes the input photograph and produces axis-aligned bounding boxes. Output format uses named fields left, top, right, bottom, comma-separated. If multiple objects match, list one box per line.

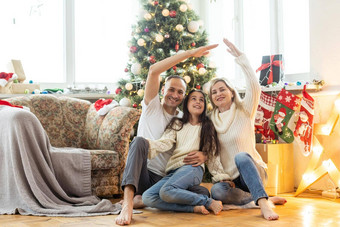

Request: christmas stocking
left=294, top=85, right=314, bottom=156
left=255, top=91, right=277, bottom=140
left=270, top=88, right=301, bottom=143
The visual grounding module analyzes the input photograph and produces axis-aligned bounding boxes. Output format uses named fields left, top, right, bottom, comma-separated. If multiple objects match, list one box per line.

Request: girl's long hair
left=166, top=89, right=220, bottom=159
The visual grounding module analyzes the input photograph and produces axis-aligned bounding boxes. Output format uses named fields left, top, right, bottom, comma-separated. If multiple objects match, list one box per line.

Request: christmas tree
left=115, top=0, right=217, bottom=108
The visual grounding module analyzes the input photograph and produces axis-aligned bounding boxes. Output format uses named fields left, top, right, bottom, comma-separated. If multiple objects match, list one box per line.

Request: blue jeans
left=142, top=165, right=213, bottom=213
left=211, top=152, right=268, bottom=206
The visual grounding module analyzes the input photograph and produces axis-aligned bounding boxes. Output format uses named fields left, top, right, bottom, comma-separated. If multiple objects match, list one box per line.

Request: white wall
left=310, top=0, right=340, bottom=87
left=293, top=0, right=340, bottom=191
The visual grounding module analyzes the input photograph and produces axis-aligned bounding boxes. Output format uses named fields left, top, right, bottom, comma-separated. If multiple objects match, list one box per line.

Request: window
left=202, top=0, right=310, bottom=87
left=1, top=0, right=309, bottom=89
left=0, top=0, right=139, bottom=89
left=0, top=0, right=64, bottom=83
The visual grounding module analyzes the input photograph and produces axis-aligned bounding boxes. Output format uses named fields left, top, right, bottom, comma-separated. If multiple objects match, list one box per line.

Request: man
left=115, top=44, right=218, bottom=225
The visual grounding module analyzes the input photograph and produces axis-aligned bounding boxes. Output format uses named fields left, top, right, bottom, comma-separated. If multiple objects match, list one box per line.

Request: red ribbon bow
left=256, top=55, right=284, bottom=84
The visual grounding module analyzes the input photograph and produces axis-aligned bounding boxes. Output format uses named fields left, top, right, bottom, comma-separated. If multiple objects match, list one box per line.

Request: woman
left=142, top=89, right=226, bottom=215
left=208, top=38, right=284, bottom=221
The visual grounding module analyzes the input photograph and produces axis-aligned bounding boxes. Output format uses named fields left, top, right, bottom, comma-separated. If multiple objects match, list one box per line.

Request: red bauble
left=169, top=10, right=176, bottom=18
left=191, top=42, right=196, bottom=47
left=175, top=42, right=179, bottom=52
left=196, top=63, right=204, bottom=69
left=196, top=85, right=201, bottom=89
left=173, top=66, right=177, bottom=71
left=149, top=56, right=156, bottom=64
left=133, top=103, right=138, bottom=108
left=124, top=68, right=129, bottom=72
left=115, top=88, right=122, bottom=94
left=130, top=46, right=137, bottom=53
left=154, top=1, right=159, bottom=5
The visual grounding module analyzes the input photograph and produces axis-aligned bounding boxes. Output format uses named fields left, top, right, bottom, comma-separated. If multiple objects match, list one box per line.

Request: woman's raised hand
left=223, top=38, right=242, bottom=57
left=190, top=44, right=218, bottom=58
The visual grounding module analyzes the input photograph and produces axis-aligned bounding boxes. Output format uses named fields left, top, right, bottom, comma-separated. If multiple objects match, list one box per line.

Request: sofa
left=5, top=95, right=140, bottom=197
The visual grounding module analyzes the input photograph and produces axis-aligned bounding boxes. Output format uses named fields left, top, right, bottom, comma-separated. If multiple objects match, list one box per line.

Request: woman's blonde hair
left=208, top=77, right=243, bottom=110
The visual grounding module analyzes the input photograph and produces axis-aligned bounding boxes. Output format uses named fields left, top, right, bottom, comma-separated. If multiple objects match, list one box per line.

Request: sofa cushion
left=89, top=149, right=119, bottom=170
left=84, top=105, right=141, bottom=171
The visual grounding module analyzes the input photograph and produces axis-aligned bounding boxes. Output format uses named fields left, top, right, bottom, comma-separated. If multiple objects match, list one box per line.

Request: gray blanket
left=0, top=106, right=121, bottom=216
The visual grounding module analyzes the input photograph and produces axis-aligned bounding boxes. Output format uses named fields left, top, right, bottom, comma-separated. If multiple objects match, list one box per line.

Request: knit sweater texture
left=147, top=120, right=228, bottom=180
left=209, top=54, right=267, bottom=181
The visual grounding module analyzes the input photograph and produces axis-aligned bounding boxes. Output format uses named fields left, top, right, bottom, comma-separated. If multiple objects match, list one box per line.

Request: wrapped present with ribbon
left=256, top=54, right=284, bottom=86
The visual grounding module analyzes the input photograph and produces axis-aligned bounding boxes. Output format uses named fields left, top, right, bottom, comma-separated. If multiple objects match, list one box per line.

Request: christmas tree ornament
left=179, top=4, right=188, bottom=12
left=196, top=63, right=204, bottom=69
left=144, top=13, right=152, bottom=20
left=155, top=34, right=164, bottom=42
left=124, top=68, right=129, bottom=72
left=141, top=80, right=146, bottom=86
left=130, top=46, right=137, bottom=53
left=172, top=66, right=177, bottom=71
left=191, top=42, right=196, bottom=47
left=131, top=63, right=142, bottom=75
left=162, top=9, right=169, bottom=17
left=188, top=21, right=199, bottom=33
left=164, top=33, right=170, bottom=38
left=153, top=1, right=159, bottom=6
left=125, top=83, right=133, bottom=90
left=133, top=103, right=138, bottom=108
left=137, top=89, right=144, bottom=97
left=144, top=27, right=150, bottom=33
left=294, top=85, right=314, bottom=156
left=119, top=97, right=131, bottom=107
left=187, top=3, right=193, bottom=10
left=32, top=89, right=41, bottom=94
left=149, top=56, right=156, bottom=63
left=176, top=24, right=184, bottom=32
left=270, top=88, right=301, bottom=143
left=184, top=75, right=191, bottom=83
left=24, top=89, right=30, bottom=94
left=196, top=84, right=201, bottom=89
left=156, top=48, right=164, bottom=54
left=198, top=68, right=206, bottom=75
left=169, top=10, right=176, bottom=18
left=255, top=91, right=277, bottom=140
left=175, top=42, right=179, bottom=52
left=137, top=38, right=145, bottom=46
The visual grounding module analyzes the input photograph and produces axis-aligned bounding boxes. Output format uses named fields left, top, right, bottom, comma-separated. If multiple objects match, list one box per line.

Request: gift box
left=256, top=54, right=284, bottom=86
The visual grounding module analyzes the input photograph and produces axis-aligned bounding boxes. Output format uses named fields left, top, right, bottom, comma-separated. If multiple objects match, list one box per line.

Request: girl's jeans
left=142, top=165, right=213, bottom=212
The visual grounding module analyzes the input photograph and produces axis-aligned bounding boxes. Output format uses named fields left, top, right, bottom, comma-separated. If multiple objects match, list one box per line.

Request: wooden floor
left=1, top=192, right=340, bottom=227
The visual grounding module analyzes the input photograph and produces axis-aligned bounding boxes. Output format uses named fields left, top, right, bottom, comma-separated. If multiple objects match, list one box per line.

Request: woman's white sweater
left=209, top=54, right=267, bottom=182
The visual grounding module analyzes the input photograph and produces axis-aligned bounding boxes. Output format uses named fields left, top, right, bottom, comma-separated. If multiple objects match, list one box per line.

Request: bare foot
left=258, top=198, right=279, bottom=221
left=133, top=195, right=146, bottom=209
left=115, top=201, right=133, bottom=225
left=193, top=205, right=209, bottom=215
left=269, top=196, right=287, bottom=205
left=208, top=200, right=223, bottom=215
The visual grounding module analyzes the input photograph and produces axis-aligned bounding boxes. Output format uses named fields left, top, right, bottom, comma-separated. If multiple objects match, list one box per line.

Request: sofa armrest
left=84, top=105, right=141, bottom=170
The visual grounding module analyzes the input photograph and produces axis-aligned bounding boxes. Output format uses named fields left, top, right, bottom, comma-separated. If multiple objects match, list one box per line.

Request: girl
left=142, top=89, right=226, bottom=215
left=208, top=38, right=285, bottom=221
